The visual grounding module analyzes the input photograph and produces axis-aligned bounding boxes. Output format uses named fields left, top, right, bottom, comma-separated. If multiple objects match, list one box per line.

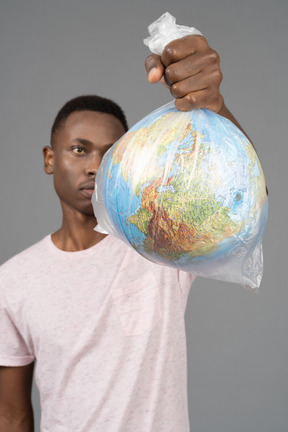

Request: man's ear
left=43, top=146, right=54, bottom=175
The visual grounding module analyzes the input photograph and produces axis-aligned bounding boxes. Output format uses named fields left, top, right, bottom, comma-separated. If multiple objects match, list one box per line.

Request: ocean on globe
left=93, top=102, right=268, bottom=289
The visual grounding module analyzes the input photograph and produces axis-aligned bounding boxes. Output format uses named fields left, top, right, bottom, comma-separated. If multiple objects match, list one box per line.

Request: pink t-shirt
left=0, top=234, right=195, bottom=431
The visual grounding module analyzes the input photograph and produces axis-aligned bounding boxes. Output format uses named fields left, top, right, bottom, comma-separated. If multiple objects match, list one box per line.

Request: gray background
left=0, top=0, right=287, bottom=431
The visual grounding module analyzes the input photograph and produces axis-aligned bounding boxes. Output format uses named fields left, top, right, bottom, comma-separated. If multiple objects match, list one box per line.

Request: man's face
left=43, top=110, right=126, bottom=217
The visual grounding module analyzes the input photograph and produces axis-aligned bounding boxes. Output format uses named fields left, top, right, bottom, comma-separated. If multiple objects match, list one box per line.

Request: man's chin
left=78, top=202, right=96, bottom=218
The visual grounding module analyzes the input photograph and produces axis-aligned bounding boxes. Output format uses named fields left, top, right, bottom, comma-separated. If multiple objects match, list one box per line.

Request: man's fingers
left=145, top=35, right=223, bottom=113
left=145, top=54, right=165, bottom=83
left=170, top=75, right=207, bottom=99
left=174, top=90, right=224, bottom=113
left=170, top=68, right=223, bottom=99
left=161, top=35, right=207, bottom=66
left=165, top=50, right=220, bottom=86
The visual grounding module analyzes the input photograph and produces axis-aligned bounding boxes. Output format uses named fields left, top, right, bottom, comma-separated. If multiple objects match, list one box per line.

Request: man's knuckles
left=170, top=77, right=200, bottom=99
left=207, top=49, right=220, bottom=65
left=161, top=35, right=205, bottom=65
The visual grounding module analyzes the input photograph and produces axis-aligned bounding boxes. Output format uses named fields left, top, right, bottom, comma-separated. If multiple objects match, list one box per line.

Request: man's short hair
left=51, top=95, right=128, bottom=146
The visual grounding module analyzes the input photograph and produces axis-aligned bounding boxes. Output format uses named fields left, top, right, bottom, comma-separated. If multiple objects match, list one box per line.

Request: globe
left=93, top=102, right=268, bottom=288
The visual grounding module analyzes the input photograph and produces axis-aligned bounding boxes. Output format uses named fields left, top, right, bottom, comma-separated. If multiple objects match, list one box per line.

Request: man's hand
left=145, top=35, right=224, bottom=113
left=145, top=34, right=249, bottom=139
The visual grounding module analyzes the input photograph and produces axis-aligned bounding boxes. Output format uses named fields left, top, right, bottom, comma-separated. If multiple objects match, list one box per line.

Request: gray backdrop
left=0, top=0, right=287, bottom=431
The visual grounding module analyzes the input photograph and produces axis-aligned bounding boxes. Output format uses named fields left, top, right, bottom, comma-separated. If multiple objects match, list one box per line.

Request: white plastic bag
left=93, top=13, right=268, bottom=290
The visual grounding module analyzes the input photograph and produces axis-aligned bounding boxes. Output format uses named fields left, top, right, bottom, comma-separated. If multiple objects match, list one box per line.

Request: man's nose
left=85, top=153, right=101, bottom=176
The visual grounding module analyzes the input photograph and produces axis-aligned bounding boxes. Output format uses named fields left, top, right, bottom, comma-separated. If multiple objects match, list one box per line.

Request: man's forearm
left=218, top=103, right=253, bottom=144
left=218, top=102, right=268, bottom=195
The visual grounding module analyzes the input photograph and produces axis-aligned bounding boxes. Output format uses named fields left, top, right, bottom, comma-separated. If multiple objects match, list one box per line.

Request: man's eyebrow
left=73, top=138, right=114, bottom=148
left=72, top=138, right=94, bottom=146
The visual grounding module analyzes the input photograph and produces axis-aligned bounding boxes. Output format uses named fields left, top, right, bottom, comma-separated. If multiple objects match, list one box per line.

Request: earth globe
left=93, top=102, right=268, bottom=289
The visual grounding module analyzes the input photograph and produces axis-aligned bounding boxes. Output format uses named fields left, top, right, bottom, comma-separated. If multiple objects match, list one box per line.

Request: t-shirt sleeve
left=0, top=295, right=34, bottom=367
left=177, top=270, right=197, bottom=307
left=178, top=270, right=196, bottom=290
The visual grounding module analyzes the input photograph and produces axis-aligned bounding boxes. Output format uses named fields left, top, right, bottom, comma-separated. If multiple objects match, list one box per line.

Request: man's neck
left=51, top=214, right=107, bottom=252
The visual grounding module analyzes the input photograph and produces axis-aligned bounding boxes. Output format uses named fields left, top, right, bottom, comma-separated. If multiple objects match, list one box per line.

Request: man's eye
left=72, top=147, right=86, bottom=155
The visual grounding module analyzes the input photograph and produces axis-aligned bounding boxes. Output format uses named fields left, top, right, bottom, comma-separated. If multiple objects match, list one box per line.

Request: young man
left=0, top=36, right=249, bottom=432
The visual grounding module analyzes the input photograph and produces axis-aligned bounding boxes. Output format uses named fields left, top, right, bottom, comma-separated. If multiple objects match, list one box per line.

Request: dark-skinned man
left=0, top=35, right=252, bottom=432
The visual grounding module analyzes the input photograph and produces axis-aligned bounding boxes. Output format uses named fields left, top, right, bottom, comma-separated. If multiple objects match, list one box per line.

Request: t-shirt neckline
left=45, top=233, right=113, bottom=258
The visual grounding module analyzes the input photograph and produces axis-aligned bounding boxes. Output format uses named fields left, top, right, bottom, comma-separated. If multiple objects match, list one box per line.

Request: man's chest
left=20, top=261, right=170, bottom=357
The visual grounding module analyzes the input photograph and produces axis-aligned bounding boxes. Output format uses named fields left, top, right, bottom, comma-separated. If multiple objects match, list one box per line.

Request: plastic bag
left=143, top=11, right=202, bottom=55
left=92, top=13, right=268, bottom=290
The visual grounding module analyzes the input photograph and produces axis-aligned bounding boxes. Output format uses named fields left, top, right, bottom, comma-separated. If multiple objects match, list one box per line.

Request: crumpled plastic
left=143, top=11, right=202, bottom=55
left=92, top=13, right=268, bottom=290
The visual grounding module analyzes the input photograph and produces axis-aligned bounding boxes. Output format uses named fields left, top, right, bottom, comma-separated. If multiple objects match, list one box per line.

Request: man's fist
left=145, top=35, right=224, bottom=113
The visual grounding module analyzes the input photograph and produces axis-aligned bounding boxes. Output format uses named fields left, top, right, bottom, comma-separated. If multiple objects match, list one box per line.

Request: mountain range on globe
left=93, top=102, right=268, bottom=288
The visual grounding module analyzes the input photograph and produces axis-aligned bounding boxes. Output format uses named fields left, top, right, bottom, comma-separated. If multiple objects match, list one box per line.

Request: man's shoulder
left=0, top=235, right=50, bottom=281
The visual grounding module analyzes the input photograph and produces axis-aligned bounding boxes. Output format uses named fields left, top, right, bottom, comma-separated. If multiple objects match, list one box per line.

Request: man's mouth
left=80, top=182, right=95, bottom=198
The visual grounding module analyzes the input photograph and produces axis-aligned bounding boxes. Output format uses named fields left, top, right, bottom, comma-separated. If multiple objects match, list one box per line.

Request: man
left=0, top=35, right=249, bottom=431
